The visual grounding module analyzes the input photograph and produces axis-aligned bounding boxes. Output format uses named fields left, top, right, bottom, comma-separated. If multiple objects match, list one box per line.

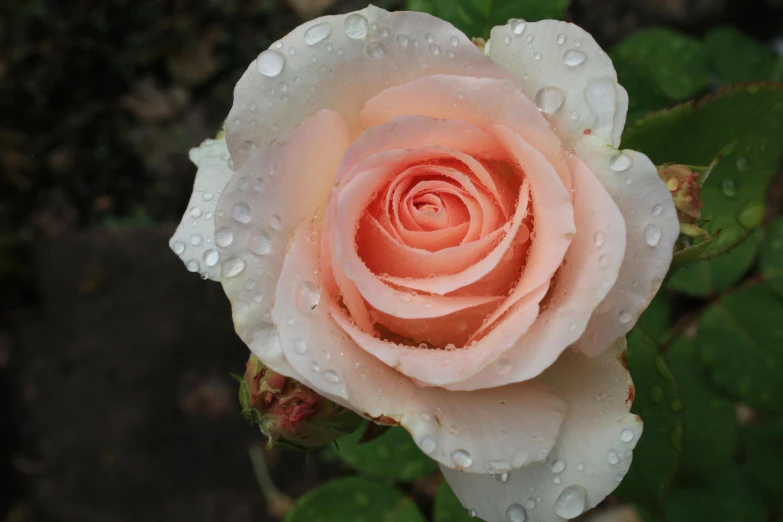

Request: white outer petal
left=488, top=20, right=627, bottom=147
left=226, top=5, right=512, bottom=168
left=168, top=137, right=234, bottom=281
left=571, top=136, right=678, bottom=356
left=442, top=338, right=642, bottom=522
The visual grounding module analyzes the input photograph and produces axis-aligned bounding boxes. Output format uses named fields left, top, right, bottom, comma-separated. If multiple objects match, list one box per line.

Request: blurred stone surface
left=12, top=227, right=317, bottom=522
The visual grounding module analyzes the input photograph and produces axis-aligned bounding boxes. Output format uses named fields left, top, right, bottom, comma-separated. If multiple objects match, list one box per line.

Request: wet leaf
left=433, top=481, right=474, bottom=522
left=284, top=477, right=427, bottom=522
left=761, top=216, right=783, bottom=299
left=704, top=27, right=779, bottom=84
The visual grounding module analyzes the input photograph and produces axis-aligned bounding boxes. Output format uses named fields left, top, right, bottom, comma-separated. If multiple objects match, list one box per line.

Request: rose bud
left=658, top=164, right=704, bottom=223
left=239, top=355, right=362, bottom=450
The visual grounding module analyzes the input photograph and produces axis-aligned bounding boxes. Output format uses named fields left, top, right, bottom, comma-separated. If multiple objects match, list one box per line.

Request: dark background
left=1, top=0, right=781, bottom=521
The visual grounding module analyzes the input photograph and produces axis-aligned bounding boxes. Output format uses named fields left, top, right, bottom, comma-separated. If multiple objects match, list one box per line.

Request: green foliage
left=615, top=329, right=684, bottom=512
left=284, top=477, right=427, bottom=522
left=668, top=230, right=761, bottom=297
left=697, top=284, right=783, bottom=412
left=623, top=84, right=783, bottom=257
left=667, top=338, right=738, bottom=476
left=433, top=482, right=473, bottom=522
left=335, top=423, right=439, bottom=481
left=761, top=217, right=783, bottom=298
left=612, top=29, right=709, bottom=101
left=704, top=27, right=780, bottom=84
left=405, top=0, right=568, bottom=39
left=740, top=417, right=783, bottom=509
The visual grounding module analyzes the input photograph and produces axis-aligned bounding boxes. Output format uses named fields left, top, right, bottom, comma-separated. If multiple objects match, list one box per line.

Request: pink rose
left=170, top=6, right=678, bottom=521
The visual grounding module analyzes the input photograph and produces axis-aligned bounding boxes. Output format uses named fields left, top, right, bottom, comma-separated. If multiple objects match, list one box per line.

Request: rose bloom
left=170, top=6, right=678, bottom=521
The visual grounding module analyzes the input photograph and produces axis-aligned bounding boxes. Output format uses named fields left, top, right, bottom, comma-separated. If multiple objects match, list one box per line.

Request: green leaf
left=697, top=283, right=783, bottom=411
left=761, top=216, right=783, bottom=298
left=335, top=423, right=438, bottom=481
left=667, top=337, right=738, bottom=476
left=284, top=477, right=427, bottom=522
left=664, top=466, right=767, bottom=522
left=740, top=417, right=783, bottom=508
left=611, top=28, right=708, bottom=101
left=612, top=52, right=674, bottom=122
left=433, top=481, right=473, bottom=522
left=668, top=230, right=761, bottom=297
left=670, top=233, right=717, bottom=270
left=615, top=329, right=684, bottom=513
left=636, top=292, right=671, bottom=343
left=623, top=84, right=783, bottom=256
left=704, top=27, right=779, bottom=84
left=404, top=0, right=568, bottom=40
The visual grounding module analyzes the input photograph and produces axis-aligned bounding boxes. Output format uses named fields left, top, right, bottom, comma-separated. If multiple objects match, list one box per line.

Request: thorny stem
left=248, top=444, right=293, bottom=518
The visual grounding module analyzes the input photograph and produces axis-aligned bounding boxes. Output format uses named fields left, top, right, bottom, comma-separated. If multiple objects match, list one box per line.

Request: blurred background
left=1, top=0, right=782, bottom=521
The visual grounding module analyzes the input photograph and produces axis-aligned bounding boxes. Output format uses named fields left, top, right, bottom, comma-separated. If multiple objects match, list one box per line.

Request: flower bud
left=658, top=164, right=703, bottom=223
left=238, top=355, right=362, bottom=450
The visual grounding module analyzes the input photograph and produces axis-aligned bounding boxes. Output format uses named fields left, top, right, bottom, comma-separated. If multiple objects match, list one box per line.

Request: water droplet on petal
left=609, top=153, right=633, bottom=172
left=599, top=254, right=611, bottom=269
left=269, top=214, right=282, bottom=230
left=504, top=35, right=512, bottom=45
left=190, top=207, right=202, bottom=218
left=554, top=485, right=587, bottom=519
left=495, top=472, right=510, bottom=483
left=511, top=20, right=526, bottom=35
left=397, top=34, right=409, bottom=46
left=495, top=359, right=512, bottom=375
left=366, top=41, right=383, bottom=58
left=248, top=230, right=272, bottom=256
left=563, top=49, right=586, bottom=67
left=215, top=227, right=234, bottom=247
left=607, top=449, right=620, bottom=465
left=594, top=231, right=606, bottom=247
left=535, top=86, right=565, bottom=115
left=295, top=280, right=321, bottom=314
left=451, top=449, right=473, bottom=468
left=652, top=204, right=663, bottom=216
left=293, top=338, right=308, bottom=354
left=323, top=370, right=340, bottom=384
left=506, top=504, right=527, bottom=522
left=450, top=36, right=459, bottom=46
left=172, top=241, right=185, bottom=255
left=221, top=257, right=245, bottom=278
left=418, top=435, right=436, bottom=454
left=429, top=43, right=441, bottom=55
left=232, top=202, right=252, bottom=223
left=644, top=224, right=662, bottom=247
left=304, top=22, right=332, bottom=45
left=620, top=428, right=635, bottom=442
left=618, top=310, right=632, bottom=323
left=525, top=498, right=536, bottom=509
left=344, top=14, right=369, bottom=39
left=557, top=33, right=566, bottom=44
left=203, top=249, right=219, bottom=267
left=534, top=52, right=542, bottom=60
left=309, top=361, right=320, bottom=373
left=186, top=259, right=199, bottom=272
left=551, top=459, right=566, bottom=473
left=256, top=50, right=285, bottom=77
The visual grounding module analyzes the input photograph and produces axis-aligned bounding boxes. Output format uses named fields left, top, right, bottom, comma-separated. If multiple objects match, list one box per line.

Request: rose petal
left=488, top=20, right=628, bottom=148
left=442, top=338, right=642, bottom=522
left=169, top=137, right=234, bottom=281
left=571, top=136, right=678, bottom=356
left=227, top=6, right=512, bottom=169
left=272, top=223, right=567, bottom=473
left=446, top=154, right=626, bottom=390
left=214, top=109, right=351, bottom=375
left=360, top=74, right=573, bottom=191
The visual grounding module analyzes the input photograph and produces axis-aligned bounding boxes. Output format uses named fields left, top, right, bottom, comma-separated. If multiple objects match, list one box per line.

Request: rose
left=169, top=6, right=678, bottom=521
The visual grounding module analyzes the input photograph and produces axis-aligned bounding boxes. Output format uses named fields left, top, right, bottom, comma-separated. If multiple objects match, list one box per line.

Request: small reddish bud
left=658, top=164, right=704, bottom=223
left=237, top=355, right=362, bottom=450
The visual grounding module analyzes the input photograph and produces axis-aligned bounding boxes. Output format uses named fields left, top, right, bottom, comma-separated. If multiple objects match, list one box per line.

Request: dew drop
left=554, top=485, right=587, bottom=519
left=468, top=509, right=477, bottom=518
left=366, top=41, right=383, bottom=58
left=609, top=153, right=633, bottom=172
left=599, top=254, right=611, bottom=269
left=594, top=231, right=606, bottom=247
left=304, top=22, right=332, bottom=45
left=556, top=33, right=566, bottom=44
left=293, top=338, right=308, bottom=354
left=232, top=202, right=252, bottom=224
left=190, top=207, right=202, bottom=218
left=722, top=179, right=737, bottom=197
left=644, top=224, right=662, bottom=247
left=534, top=52, right=542, bottom=60
left=295, top=280, right=321, bottom=314
left=215, top=227, right=234, bottom=247
left=495, top=472, right=510, bottom=483
left=495, top=359, right=512, bottom=375
left=736, top=156, right=750, bottom=171
left=190, top=234, right=203, bottom=246
left=429, top=43, right=441, bottom=55
left=269, top=214, right=282, bottom=230
left=534, top=86, right=565, bottom=115
left=525, top=498, right=536, bottom=509
left=419, top=435, right=436, bottom=454
left=551, top=459, right=566, bottom=473
left=256, top=50, right=285, bottom=77
left=525, top=34, right=534, bottom=43
left=425, top=32, right=434, bottom=43
left=203, top=249, right=219, bottom=267
left=186, top=259, right=199, bottom=272
left=450, top=36, right=459, bottom=46
left=620, top=428, right=635, bottom=442
left=323, top=370, right=340, bottom=384
left=248, top=230, right=272, bottom=256
left=607, top=449, right=620, bottom=465
left=563, top=49, right=586, bottom=67
left=504, top=35, right=512, bottom=45
left=511, top=20, right=526, bottom=35
left=172, top=241, right=185, bottom=255
left=576, top=462, right=585, bottom=472
left=222, top=258, right=245, bottom=278
left=344, top=14, right=369, bottom=39
left=651, top=204, right=663, bottom=216
left=397, top=34, right=409, bottom=46
left=451, top=449, right=473, bottom=468
left=506, top=504, right=527, bottom=522
left=309, top=361, right=320, bottom=373
left=618, top=310, right=632, bottom=323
